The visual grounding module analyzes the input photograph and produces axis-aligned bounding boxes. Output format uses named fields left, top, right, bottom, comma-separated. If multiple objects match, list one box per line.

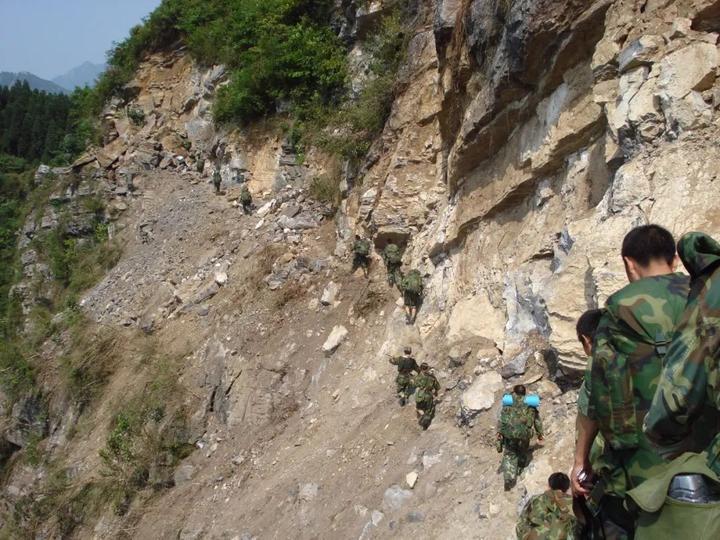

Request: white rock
left=320, top=281, right=340, bottom=306
left=256, top=199, right=276, bottom=218
left=461, top=371, right=504, bottom=412
left=383, top=485, right=413, bottom=511
left=406, top=471, right=419, bottom=489
left=298, top=483, right=319, bottom=502
left=657, top=42, right=718, bottom=100
left=254, top=219, right=265, bottom=230
left=321, top=325, right=348, bottom=355
left=214, top=271, right=228, bottom=286
left=447, top=294, right=505, bottom=348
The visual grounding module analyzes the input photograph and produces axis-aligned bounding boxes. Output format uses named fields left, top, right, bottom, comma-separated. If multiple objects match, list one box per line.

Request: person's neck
left=636, top=262, right=674, bottom=279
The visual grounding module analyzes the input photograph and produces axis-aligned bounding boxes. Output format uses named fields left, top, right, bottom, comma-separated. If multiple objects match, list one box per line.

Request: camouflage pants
left=416, top=393, right=435, bottom=429
left=395, top=373, right=413, bottom=400
left=403, top=290, right=421, bottom=308
left=501, top=438, right=530, bottom=487
left=352, top=254, right=369, bottom=273
left=387, top=264, right=401, bottom=286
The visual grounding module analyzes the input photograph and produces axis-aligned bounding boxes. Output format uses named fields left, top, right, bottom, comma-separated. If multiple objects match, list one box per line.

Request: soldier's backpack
left=354, top=239, right=370, bottom=257
left=384, top=244, right=402, bottom=265
left=401, top=270, right=423, bottom=295
left=499, top=397, right=536, bottom=440
left=240, top=186, right=252, bottom=204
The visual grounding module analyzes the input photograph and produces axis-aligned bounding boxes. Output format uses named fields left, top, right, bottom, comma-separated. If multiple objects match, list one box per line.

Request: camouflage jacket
left=240, top=185, right=252, bottom=203
left=498, top=393, right=543, bottom=440
left=389, top=355, right=419, bottom=375
left=644, top=233, right=720, bottom=474
left=516, top=489, right=578, bottom=540
left=353, top=238, right=370, bottom=256
left=413, top=372, right=439, bottom=399
left=584, top=272, right=689, bottom=495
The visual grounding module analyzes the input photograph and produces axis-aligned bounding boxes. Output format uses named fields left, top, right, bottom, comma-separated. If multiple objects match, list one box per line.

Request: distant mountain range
left=0, top=71, right=69, bottom=94
left=52, top=61, right=106, bottom=91
left=0, top=62, right=106, bottom=94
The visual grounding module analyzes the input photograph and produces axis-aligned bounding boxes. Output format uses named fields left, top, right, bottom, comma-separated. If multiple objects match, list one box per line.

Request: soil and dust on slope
left=53, top=162, right=576, bottom=540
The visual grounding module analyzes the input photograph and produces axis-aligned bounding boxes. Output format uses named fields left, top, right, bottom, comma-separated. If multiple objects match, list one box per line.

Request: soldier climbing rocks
left=389, top=347, right=419, bottom=406
left=497, top=384, right=543, bottom=490
left=400, top=269, right=423, bottom=324
left=212, top=167, right=222, bottom=194
left=516, top=472, right=579, bottom=540
left=352, top=234, right=371, bottom=277
left=412, top=363, right=440, bottom=430
left=240, top=183, right=253, bottom=214
left=382, top=242, right=403, bottom=287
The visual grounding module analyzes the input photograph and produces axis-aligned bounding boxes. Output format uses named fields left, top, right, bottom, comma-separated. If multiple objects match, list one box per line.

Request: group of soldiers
left=351, top=235, right=424, bottom=324
left=211, top=164, right=253, bottom=214
left=515, top=224, right=720, bottom=539
left=388, top=347, right=441, bottom=429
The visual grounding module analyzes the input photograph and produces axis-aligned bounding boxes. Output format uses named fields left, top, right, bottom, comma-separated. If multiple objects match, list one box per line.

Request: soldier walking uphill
left=388, top=347, right=419, bottom=406
left=212, top=168, right=222, bottom=194
left=239, top=184, right=253, bottom=214
left=352, top=235, right=371, bottom=277
left=497, top=384, right=543, bottom=491
left=413, top=363, right=439, bottom=430
left=400, top=269, right=423, bottom=324
left=572, top=225, right=691, bottom=539
left=382, top=242, right=403, bottom=287
left=516, top=472, right=579, bottom=540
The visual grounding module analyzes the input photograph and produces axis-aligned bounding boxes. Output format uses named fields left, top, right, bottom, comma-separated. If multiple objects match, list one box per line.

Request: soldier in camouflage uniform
left=239, top=184, right=253, bottom=214
left=644, top=231, right=720, bottom=471
left=382, top=243, right=403, bottom=287
left=412, top=363, right=439, bottom=430
left=352, top=234, right=371, bottom=277
left=498, top=384, right=544, bottom=490
left=517, top=472, right=579, bottom=540
left=212, top=168, right=222, bottom=194
left=572, top=225, right=689, bottom=539
left=389, top=347, right=419, bottom=406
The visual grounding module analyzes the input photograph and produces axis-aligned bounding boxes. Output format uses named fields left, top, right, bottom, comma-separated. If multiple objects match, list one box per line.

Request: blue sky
left=0, top=0, right=162, bottom=79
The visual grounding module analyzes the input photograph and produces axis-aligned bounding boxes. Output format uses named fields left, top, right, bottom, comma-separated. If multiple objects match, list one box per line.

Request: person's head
left=621, top=225, right=677, bottom=282
left=403, top=346, right=412, bottom=356
left=576, top=309, right=604, bottom=356
left=513, top=384, right=526, bottom=396
left=548, top=472, right=570, bottom=492
left=420, top=362, right=429, bottom=372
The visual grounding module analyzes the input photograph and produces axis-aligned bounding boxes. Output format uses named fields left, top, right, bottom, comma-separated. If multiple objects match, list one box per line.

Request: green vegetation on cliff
left=95, top=0, right=411, bottom=158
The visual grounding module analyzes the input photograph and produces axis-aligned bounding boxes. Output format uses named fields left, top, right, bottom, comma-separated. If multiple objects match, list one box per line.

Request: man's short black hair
left=548, top=472, right=570, bottom=491
left=513, top=384, right=526, bottom=396
left=576, top=309, right=604, bottom=343
left=404, top=346, right=412, bottom=355
left=621, top=225, right=676, bottom=267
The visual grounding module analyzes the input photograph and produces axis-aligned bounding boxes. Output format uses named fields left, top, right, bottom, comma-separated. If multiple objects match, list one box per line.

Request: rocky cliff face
left=4, top=1, right=720, bottom=538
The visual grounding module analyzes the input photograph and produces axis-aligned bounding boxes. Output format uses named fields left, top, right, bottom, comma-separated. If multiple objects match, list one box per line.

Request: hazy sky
left=0, top=0, right=163, bottom=79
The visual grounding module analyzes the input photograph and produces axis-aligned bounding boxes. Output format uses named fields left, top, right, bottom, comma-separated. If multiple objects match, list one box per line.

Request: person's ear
left=581, top=335, right=593, bottom=356
left=671, top=254, right=680, bottom=272
left=623, top=256, right=641, bottom=282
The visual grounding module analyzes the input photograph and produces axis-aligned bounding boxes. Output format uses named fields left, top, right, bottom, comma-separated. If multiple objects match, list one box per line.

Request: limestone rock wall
left=356, top=0, right=720, bottom=375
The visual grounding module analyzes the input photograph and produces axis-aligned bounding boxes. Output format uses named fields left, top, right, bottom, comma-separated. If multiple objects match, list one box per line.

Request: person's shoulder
left=606, top=273, right=689, bottom=314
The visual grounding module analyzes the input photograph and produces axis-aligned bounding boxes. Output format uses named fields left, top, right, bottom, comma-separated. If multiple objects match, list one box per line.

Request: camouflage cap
left=678, top=232, right=720, bottom=279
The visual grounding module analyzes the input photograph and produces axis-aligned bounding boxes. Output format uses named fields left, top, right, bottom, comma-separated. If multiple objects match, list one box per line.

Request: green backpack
left=354, top=239, right=370, bottom=257
left=240, top=186, right=252, bottom=204
left=401, top=270, right=423, bottom=295
left=500, top=399, right=535, bottom=440
left=384, top=244, right=402, bottom=265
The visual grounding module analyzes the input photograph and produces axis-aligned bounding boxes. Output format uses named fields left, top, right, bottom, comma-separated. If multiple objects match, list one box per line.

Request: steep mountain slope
left=3, top=1, right=720, bottom=539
